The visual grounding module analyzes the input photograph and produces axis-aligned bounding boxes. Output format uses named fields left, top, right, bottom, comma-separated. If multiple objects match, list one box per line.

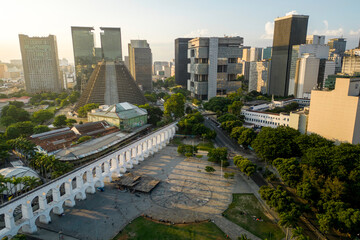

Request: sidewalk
left=213, top=216, right=261, bottom=240
left=26, top=227, right=79, bottom=240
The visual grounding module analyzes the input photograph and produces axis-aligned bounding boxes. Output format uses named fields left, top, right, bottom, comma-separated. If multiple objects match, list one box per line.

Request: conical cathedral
left=75, top=60, right=147, bottom=110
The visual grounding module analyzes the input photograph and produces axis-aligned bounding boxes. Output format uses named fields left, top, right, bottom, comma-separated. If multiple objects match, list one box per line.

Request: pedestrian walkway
left=213, top=216, right=261, bottom=240
left=27, top=227, right=79, bottom=240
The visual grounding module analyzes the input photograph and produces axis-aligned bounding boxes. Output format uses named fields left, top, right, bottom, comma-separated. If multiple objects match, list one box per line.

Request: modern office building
left=268, top=14, right=309, bottom=96
left=71, top=27, right=98, bottom=92
left=248, top=60, right=271, bottom=94
left=342, top=48, right=360, bottom=75
left=100, top=27, right=122, bottom=61
left=328, top=38, right=347, bottom=73
left=72, top=26, right=123, bottom=92
left=175, top=38, right=192, bottom=87
left=153, top=61, right=169, bottom=74
left=288, top=37, right=335, bottom=97
left=128, top=40, right=152, bottom=91
left=187, top=37, right=243, bottom=100
left=250, top=48, right=263, bottom=62
left=328, top=38, right=347, bottom=55
left=124, top=56, right=130, bottom=69
left=307, top=76, right=360, bottom=144
left=306, top=35, right=325, bottom=45
left=75, top=61, right=147, bottom=110
left=262, top=47, right=272, bottom=60
left=19, top=34, right=63, bottom=93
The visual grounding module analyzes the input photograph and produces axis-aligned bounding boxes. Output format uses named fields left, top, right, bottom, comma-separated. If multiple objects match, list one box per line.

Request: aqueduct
left=0, top=123, right=177, bottom=239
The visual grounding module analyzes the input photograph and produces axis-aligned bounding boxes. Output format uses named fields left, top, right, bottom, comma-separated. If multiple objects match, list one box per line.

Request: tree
left=33, top=125, right=51, bottom=134
left=53, top=115, right=67, bottom=128
left=295, top=133, right=333, bottom=155
left=5, top=121, right=35, bottom=139
left=252, top=126, right=300, bottom=163
left=144, top=93, right=157, bottom=103
left=203, top=97, right=230, bottom=113
left=273, top=158, right=302, bottom=187
left=66, top=119, right=77, bottom=127
left=164, top=93, right=185, bottom=119
left=207, top=147, right=228, bottom=164
left=217, top=113, right=238, bottom=123
left=139, top=104, right=163, bottom=126
left=77, top=103, right=99, bottom=118
left=230, top=126, right=245, bottom=139
left=228, top=101, right=243, bottom=116
left=32, top=109, right=54, bottom=124
left=1, top=105, right=30, bottom=126
left=205, top=166, right=215, bottom=173
left=234, top=155, right=257, bottom=177
left=237, top=128, right=256, bottom=148
left=221, top=120, right=242, bottom=133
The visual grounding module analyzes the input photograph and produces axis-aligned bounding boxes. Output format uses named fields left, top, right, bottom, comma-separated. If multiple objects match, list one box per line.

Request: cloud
left=261, top=21, right=274, bottom=39
left=184, top=29, right=209, bottom=38
left=286, top=10, right=298, bottom=16
left=313, top=20, right=344, bottom=37
left=350, top=29, right=360, bottom=36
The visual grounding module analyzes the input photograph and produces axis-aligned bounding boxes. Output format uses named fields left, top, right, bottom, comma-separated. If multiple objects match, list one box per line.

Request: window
left=228, top=58, right=237, bottom=63
left=217, top=65, right=227, bottom=73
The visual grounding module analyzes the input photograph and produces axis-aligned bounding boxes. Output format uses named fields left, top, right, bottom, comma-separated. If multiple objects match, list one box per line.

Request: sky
left=1, top=0, right=359, bottom=64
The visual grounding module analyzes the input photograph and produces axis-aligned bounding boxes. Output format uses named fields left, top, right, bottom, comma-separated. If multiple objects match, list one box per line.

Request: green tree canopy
left=5, top=121, right=35, bottom=139
left=252, top=126, right=300, bottom=163
left=164, top=93, right=185, bottom=119
left=53, top=115, right=67, bottom=128
left=32, top=109, right=54, bottom=124
left=139, top=104, right=163, bottom=126
left=33, top=125, right=51, bottom=134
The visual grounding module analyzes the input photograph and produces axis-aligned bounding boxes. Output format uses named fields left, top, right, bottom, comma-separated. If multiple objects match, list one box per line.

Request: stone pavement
left=29, top=146, right=276, bottom=240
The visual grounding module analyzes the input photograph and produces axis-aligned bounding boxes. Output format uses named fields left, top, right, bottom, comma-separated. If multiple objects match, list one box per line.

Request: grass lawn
left=197, top=141, right=214, bottom=151
left=113, top=217, right=228, bottom=240
left=223, top=193, right=285, bottom=240
left=170, top=136, right=183, bottom=146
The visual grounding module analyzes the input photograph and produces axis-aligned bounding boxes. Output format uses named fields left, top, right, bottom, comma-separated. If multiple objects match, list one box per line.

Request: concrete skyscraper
left=268, top=14, right=309, bottom=96
left=128, top=40, right=152, bottom=91
left=19, top=34, right=63, bottom=93
left=175, top=38, right=192, bottom=87
left=100, top=27, right=122, bottom=61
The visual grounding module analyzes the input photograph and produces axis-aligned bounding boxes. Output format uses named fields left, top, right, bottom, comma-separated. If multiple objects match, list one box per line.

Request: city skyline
left=1, top=0, right=360, bottom=63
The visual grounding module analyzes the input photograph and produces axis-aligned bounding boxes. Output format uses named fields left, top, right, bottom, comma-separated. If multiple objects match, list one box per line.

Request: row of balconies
left=187, top=62, right=242, bottom=75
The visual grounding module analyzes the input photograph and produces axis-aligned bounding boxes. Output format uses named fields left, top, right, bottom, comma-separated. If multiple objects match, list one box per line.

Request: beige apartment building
left=19, top=34, right=63, bottom=93
left=307, top=76, right=360, bottom=144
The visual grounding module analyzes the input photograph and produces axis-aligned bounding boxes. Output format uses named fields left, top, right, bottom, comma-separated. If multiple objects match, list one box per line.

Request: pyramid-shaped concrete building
left=75, top=61, right=147, bottom=110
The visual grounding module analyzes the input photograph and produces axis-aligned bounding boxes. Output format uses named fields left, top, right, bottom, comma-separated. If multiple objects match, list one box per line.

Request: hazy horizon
left=1, top=0, right=359, bottom=64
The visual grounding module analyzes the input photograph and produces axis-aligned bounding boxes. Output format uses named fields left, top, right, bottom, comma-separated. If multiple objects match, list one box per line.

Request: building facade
left=175, top=38, right=192, bottom=87
left=262, top=47, right=272, bottom=60
left=328, top=38, right=347, bottom=73
left=342, top=48, right=360, bottom=75
left=187, top=37, right=243, bottom=100
left=307, top=77, right=360, bottom=144
left=248, top=60, right=271, bottom=94
left=128, top=40, right=152, bottom=91
left=268, top=14, right=309, bottom=96
left=19, top=34, right=63, bottom=93
left=249, top=47, right=263, bottom=62
left=100, top=27, right=122, bottom=61
left=288, top=38, right=335, bottom=97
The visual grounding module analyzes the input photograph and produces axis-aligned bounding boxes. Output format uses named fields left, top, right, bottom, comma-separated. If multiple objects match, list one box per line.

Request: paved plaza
left=31, top=146, right=260, bottom=240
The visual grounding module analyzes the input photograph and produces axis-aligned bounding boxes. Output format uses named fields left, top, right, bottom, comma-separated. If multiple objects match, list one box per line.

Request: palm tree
left=291, top=227, right=303, bottom=239
left=279, top=212, right=297, bottom=240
